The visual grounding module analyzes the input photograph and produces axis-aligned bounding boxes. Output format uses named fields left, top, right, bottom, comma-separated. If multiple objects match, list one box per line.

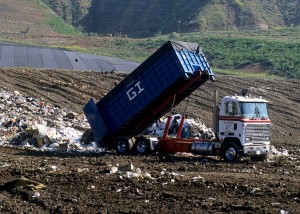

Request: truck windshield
left=240, top=102, right=269, bottom=119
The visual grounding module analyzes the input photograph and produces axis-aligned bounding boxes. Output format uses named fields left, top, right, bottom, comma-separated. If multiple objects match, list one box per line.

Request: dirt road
left=0, top=68, right=299, bottom=213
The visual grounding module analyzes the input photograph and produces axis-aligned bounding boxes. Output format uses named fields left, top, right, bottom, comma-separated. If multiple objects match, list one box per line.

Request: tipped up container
left=83, top=40, right=215, bottom=146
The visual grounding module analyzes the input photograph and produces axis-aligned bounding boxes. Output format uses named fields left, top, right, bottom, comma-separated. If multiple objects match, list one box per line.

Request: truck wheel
left=250, top=154, right=268, bottom=162
left=222, top=142, right=241, bottom=162
left=115, top=137, right=133, bottom=155
left=135, top=137, right=150, bottom=155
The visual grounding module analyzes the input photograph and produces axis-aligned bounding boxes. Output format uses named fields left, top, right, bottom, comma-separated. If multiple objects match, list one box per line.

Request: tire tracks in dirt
left=0, top=68, right=299, bottom=148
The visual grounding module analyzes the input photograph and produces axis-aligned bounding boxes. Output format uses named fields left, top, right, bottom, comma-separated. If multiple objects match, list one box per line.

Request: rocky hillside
left=44, top=0, right=300, bottom=37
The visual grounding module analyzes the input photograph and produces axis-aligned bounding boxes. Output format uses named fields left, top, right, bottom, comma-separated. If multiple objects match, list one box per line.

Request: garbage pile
left=0, top=87, right=216, bottom=153
left=0, top=88, right=100, bottom=152
left=147, top=114, right=215, bottom=140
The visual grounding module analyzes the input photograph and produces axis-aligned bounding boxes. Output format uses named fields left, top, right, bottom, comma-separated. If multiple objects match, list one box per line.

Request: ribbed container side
left=95, top=40, right=214, bottom=139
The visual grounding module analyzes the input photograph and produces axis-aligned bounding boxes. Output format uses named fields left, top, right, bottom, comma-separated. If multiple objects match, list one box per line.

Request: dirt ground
left=0, top=67, right=300, bottom=213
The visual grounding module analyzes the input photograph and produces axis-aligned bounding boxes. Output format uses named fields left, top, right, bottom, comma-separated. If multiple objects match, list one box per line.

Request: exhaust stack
left=212, top=90, right=219, bottom=139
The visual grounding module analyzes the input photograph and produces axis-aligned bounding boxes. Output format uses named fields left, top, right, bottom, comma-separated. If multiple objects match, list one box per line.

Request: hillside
left=0, top=0, right=79, bottom=35
left=44, top=0, right=300, bottom=37
left=0, top=0, right=299, bottom=79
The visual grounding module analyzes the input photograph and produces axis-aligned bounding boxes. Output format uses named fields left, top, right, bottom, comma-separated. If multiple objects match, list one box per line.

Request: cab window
left=225, top=102, right=239, bottom=115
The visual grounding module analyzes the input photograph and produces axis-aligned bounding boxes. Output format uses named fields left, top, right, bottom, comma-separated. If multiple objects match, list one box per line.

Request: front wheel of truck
left=221, top=142, right=241, bottom=162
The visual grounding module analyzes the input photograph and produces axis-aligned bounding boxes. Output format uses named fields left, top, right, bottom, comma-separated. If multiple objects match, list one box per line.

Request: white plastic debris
left=269, top=146, right=289, bottom=157
left=135, top=168, right=142, bottom=174
left=146, top=114, right=215, bottom=139
left=170, top=172, right=180, bottom=177
left=110, top=167, right=118, bottom=174
left=250, top=188, right=260, bottom=194
left=125, top=171, right=140, bottom=178
left=77, top=168, right=89, bottom=173
left=143, top=172, right=152, bottom=179
left=32, top=192, right=41, bottom=198
left=50, top=165, right=58, bottom=171
left=191, top=175, right=205, bottom=181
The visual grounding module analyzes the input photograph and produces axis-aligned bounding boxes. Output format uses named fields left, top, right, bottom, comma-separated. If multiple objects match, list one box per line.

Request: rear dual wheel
left=135, top=137, right=150, bottom=155
left=115, top=137, right=134, bottom=155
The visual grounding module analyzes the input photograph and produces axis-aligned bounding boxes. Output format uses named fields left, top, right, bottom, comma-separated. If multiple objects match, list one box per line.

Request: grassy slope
left=0, top=0, right=81, bottom=35
left=0, top=21, right=298, bottom=79
left=28, top=0, right=82, bottom=35
left=73, top=28, right=299, bottom=79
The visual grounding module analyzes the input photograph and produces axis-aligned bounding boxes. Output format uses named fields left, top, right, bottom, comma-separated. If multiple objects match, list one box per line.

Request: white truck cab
left=218, top=95, right=271, bottom=161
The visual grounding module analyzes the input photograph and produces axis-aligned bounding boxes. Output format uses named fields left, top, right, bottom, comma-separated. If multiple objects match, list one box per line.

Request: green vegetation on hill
left=41, top=0, right=90, bottom=30
left=194, top=37, right=300, bottom=78
left=43, top=0, right=300, bottom=38
left=28, top=0, right=82, bottom=35
left=73, top=28, right=299, bottom=79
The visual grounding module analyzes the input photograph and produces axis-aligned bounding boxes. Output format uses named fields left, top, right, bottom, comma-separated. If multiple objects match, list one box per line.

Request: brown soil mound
left=0, top=68, right=299, bottom=213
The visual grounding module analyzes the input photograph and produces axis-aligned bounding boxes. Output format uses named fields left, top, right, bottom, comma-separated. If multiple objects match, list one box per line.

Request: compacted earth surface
left=0, top=67, right=299, bottom=213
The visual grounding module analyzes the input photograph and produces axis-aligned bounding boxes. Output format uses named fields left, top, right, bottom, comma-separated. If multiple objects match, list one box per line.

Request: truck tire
left=115, top=137, right=133, bottom=155
left=250, top=154, right=268, bottom=162
left=135, top=137, right=150, bottom=155
left=222, top=142, right=241, bottom=162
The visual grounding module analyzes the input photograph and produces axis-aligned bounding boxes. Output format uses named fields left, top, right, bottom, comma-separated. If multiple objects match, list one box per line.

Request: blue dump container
left=83, top=40, right=215, bottom=144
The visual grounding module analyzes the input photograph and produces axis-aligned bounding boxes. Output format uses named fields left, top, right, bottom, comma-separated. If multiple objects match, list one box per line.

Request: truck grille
left=245, top=124, right=270, bottom=143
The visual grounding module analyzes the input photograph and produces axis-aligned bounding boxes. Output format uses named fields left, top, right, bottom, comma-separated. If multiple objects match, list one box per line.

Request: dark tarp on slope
left=0, top=42, right=139, bottom=73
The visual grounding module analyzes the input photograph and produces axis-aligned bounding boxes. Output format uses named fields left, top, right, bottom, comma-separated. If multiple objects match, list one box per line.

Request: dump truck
left=83, top=40, right=271, bottom=162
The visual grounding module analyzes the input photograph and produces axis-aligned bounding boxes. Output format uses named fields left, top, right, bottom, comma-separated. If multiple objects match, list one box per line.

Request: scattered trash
left=271, top=202, right=280, bottom=207
left=135, top=188, right=143, bottom=195
left=118, top=163, right=134, bottom=172
left=191, top=175, right=205, bottom=182
left=0, top=177, right=46, bottom=191
left=250, top=188, right=260, bottom=194
left=87, top=185, right=96, bottom=190
left=0, top=88, right=98, bottom=153
left=125, top=171, right=140, bottom=178
left=147, top=114, right=215, bottom=140
left=143, top=172, right=152, bottom=179
left=32, top=192, right=41, bottom=198
left=77, top=168, right=89, bottom=173
left=108, top=163, right=153, bottom=180
left=269, top=146, right=289, bottom=158
left=110, top=166, right=118, bottom=174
